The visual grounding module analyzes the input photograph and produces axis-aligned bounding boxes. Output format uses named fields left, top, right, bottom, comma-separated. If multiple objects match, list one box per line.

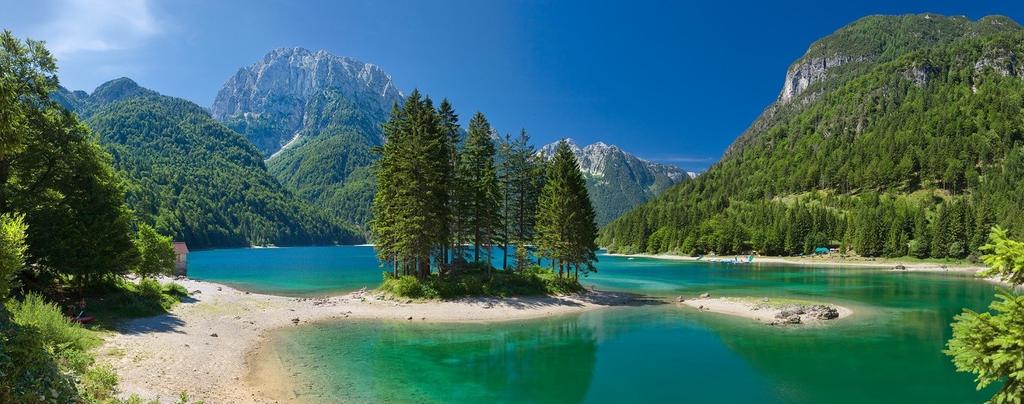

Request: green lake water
left=189, top=247, right=1000, bottom=402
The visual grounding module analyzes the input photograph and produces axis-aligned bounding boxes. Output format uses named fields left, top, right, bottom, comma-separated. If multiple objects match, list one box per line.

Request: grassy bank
left=379, top=265, right=586, bottom=299
left=0, top=278, right=188, bottom=403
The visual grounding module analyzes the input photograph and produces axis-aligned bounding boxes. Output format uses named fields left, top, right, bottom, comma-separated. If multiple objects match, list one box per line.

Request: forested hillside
left=59, top=78, right=361, bottom=248
left=601, top=14, right=1024, bottom=258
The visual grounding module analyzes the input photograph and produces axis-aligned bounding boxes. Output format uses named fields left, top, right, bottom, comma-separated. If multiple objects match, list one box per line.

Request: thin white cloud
left=39, top=0, right=162, bottom=57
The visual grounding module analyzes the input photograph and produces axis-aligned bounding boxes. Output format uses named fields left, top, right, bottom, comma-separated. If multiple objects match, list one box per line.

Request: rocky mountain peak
left=213, top=47, right=402, bottom=121
left=210, top=48, right=403, bottom=156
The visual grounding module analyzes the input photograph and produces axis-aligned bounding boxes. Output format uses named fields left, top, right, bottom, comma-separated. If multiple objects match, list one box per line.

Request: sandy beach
left=97, top=278, right=639, bottom=403
left=680, top=296, right=853, bottom=325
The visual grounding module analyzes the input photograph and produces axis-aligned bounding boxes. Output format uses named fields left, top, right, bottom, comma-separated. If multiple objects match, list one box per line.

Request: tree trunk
left=0, top=158, right=9, bottom=214
left=474, top=233, right=480, bottom=263
left=393, top=258, right=399, bottom=277
left=420, top=256, right=430, bottom=279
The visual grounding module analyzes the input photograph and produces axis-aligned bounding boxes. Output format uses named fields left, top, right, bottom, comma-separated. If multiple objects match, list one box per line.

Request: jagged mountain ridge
left=539, top=139, right=687, bottom=226
left=212, top=47, right=403, bottom=156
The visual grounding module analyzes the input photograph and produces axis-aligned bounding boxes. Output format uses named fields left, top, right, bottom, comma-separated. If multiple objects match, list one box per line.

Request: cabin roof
left=173, top=242, right=189, bottom=254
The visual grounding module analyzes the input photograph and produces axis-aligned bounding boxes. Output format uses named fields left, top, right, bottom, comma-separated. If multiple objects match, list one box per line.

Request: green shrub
left=88, top=278, right=188, bottom=323
left=380, top=274, right=438, bottom=299
left=1, top=294, right=101, bottom=402
left=0, top=213, right=28, bottom=300
left=379, top=265, right=585, bottom=299
left=82, top=363, right=119, bottom=402
left=7, top=294, right=100, bottom=367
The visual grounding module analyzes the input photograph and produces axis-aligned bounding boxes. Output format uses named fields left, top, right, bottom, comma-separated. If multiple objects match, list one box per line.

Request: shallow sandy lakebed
left=97, top=277, right=641, bottom=403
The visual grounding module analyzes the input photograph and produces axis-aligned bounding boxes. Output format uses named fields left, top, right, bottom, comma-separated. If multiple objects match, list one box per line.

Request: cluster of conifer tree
left=371, top=91, right=598, bottom=279
left=622, top=191, right=999, bottom=259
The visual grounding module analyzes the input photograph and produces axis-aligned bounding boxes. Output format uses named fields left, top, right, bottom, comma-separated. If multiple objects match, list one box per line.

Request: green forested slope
left=63, top=79, right=361, bottom=248
left=600, top=14, right=1024, bottom=258
left=262, top=90, right=385, bottom=230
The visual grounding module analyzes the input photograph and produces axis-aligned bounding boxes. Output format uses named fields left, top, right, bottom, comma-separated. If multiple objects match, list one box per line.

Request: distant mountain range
left=538, top=139, right=688, bottom=225
left=53, top=48, right=687, bottom=247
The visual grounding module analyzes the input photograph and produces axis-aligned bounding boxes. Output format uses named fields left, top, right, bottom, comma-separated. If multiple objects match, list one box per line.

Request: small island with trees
left=371, top=91, right=599, bottom=299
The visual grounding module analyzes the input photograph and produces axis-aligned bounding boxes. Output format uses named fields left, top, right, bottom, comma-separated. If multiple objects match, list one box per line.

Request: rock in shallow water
left=808, top=305, right=839, bottom=320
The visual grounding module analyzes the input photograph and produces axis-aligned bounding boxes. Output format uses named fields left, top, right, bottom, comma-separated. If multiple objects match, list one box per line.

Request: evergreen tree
left=457, top=112, right=502, bottom=265
left=910, top=210, right=931, bottom=258
left=371, top=91, right=456, bottom=278
left=499, top=129, right=542, bottom=270
left=437, top=99, right=461, bottom=269
left=946, top=227, right=1024, bottom=402
left=535, top=140, right=599, bottom=278
left=371, top=103, right=407, bottom=276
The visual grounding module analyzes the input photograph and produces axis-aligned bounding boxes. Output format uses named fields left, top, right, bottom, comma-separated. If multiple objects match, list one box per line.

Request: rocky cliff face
left=539, top=139, right=687, bottom=225
left=724, top=13, right=1022, bottom=159
left=778, top=55, right=856, bottom=104
left=211, top=47, right=403, bottom=156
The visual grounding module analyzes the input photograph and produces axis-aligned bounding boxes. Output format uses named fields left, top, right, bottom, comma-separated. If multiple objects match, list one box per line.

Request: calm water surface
left=190, top=247, right=998, bottom=402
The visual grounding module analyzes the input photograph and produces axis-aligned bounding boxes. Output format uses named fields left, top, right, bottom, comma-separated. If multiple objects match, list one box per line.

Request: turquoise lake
left=189, top=246, right=1000, bottom=402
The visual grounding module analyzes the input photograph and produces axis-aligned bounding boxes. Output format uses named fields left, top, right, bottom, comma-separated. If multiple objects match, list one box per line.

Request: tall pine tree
left=535, top=140, right=598, bottom=278
left=456, top=112, right=502, bottom=266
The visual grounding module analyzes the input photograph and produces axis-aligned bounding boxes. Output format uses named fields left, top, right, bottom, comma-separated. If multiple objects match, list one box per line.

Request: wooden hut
left=173, top=242, right=189, bottom=276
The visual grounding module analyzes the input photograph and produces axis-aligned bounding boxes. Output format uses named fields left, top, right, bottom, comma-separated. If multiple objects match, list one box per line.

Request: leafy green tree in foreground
left=132, top=223, right=176, bottom=278
left=946, top=227, right=1024, bottom=402
left=0, top=213, right=27, bottom=299
left=1, top=30, right=138, bottom=289
left=535, top=140, right=598, bottom=278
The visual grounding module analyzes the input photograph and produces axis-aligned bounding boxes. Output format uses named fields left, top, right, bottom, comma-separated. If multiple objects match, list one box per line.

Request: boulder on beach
left=699, top=293, right=711, bottom=298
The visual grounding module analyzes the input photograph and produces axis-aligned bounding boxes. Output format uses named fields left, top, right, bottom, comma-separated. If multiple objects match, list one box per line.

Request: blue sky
left=4, top=0, right=1023, bottom=171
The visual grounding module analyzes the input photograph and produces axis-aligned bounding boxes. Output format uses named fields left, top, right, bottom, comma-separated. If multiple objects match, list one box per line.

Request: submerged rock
left=699, top=293, right=711, bottom=298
